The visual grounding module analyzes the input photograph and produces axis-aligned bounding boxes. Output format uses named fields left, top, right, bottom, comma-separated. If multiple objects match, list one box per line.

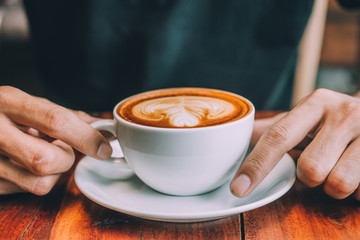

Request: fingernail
left=97, top=143, right=112, bottom=159
left=231, top=174, right=251, bottom=197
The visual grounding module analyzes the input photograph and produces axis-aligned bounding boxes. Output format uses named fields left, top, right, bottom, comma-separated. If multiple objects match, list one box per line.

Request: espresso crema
left=117, top=88, right=252, bottom=128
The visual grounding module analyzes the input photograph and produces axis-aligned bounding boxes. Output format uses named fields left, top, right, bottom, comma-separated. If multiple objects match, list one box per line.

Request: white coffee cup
left=91, top=88, right=254, bottom=196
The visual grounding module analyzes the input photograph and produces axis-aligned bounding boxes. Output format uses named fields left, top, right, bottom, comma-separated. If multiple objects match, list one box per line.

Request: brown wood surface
left=0, top=111, right=359, bottom=239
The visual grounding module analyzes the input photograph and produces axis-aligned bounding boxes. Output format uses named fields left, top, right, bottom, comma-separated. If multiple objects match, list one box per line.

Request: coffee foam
left=117, top=88, right=252, bottom=128
left=132, top=96, right=235, bottom=127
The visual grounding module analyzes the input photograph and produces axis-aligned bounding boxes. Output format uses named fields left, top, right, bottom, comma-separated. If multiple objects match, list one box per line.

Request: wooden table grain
left=1, top=111, right=360, bottom=240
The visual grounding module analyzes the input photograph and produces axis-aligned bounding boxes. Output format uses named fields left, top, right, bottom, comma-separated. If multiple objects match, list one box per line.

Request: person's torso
left=25, top=0, right=314, bottom=111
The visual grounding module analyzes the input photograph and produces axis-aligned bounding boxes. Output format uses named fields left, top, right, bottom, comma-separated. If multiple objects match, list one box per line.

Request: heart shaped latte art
left=132, top=96, right=235, bottom=127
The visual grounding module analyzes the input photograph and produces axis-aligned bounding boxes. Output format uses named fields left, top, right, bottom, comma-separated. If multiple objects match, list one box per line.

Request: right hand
left=231, top=89, right=360, bottom=200
left=0, top=86, right=112, bottom=195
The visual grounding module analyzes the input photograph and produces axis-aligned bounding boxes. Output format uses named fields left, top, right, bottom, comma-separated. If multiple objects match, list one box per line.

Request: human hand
left=0, top=86, right=112, bottom=195
left=231, top=88, right=360, bottom=200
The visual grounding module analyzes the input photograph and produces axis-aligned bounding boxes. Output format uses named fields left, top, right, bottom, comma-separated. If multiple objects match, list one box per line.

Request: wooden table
left=1, top=111, right=360, bottom=240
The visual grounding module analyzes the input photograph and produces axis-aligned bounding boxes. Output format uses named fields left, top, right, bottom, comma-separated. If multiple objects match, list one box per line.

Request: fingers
left=0, top=86, right=113, bottom=195
left=231, top=98, right=324, bottom=197
left=323, top=138, right=360, bottom=199
left=0, top=178, right=25, bottom=195
left=251, top=112, right=287, bottom=145
left=297, top=95, right=360, bottom=199
left=72, top=110, right=101, bottom=124
left=0, top=117, right=73, bottom=195
left=0, top=117, right=74, bottom=175
left=0, top=158, right=61, bottom=195
left=231, top=89, right=360, bottom=201
left=296, top=116, right=355, bottom=188
left=0, top=86, right=112, bottom=159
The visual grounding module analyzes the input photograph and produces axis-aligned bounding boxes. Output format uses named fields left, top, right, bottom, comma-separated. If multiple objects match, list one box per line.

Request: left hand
left=230, top=88, right=360, bottom=200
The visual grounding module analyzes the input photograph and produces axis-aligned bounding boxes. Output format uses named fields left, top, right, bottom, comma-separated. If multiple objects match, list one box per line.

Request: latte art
left=117, top=88, right=252, bottom=128
left=132, top=96, right=235, bottom=127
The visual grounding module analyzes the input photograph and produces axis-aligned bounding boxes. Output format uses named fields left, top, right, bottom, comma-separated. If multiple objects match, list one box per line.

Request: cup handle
left=90, top=119, right=134, bottom=180
left=91, top=119, right=117, bottom=137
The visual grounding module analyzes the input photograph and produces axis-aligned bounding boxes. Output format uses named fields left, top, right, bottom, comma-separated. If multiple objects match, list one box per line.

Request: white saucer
left=75, top=153, right=295, bottom=223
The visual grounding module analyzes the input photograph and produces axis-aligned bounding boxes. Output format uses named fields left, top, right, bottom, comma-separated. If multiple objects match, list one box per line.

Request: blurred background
left=0, top=0, right=43, bottom=96
left=318, top=0, right=360, bottom=95
left=0, top=0, right=360, bottom=99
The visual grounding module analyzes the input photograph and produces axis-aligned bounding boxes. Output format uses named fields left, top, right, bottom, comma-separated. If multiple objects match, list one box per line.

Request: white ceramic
left=91, top=92, right=254, bottom=196
left=85, top=140, right=134, bottom=180
left=74, top=153, right=296, bottom=222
